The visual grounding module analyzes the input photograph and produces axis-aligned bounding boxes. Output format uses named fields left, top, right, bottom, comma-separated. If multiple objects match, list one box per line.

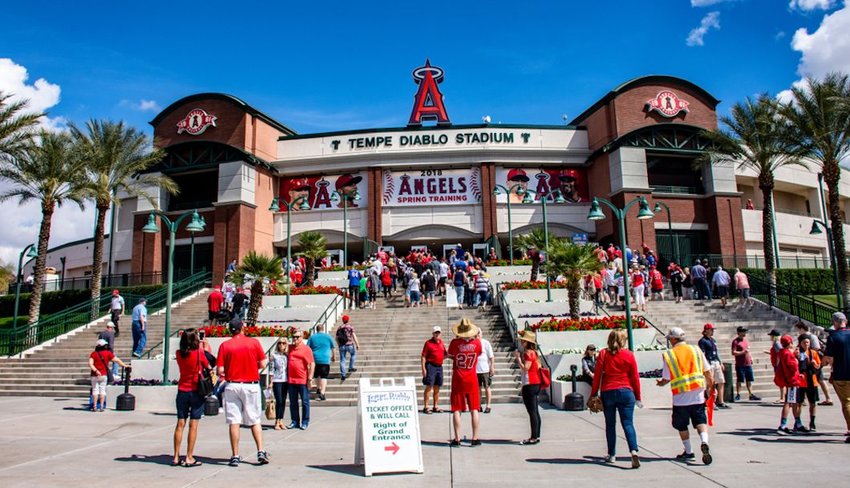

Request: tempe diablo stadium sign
left=382, top=168, right=481, bottom=207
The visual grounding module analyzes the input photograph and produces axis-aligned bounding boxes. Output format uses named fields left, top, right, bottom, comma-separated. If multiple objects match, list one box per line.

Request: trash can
left=722, top=362, right=734, bottom=403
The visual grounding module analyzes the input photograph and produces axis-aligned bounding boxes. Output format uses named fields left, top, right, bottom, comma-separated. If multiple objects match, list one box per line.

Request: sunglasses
left=293, top=335, right=303, bottom=339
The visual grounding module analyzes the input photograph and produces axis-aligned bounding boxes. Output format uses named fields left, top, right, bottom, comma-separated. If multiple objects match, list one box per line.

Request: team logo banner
left=278, top=172, right=368, bottom=211
left=494, top=167, right=588, bottom=204
left=645, top=91, right=689, bottom=118
left=382, top=168, right=481, bottom=207
left=176, top=108, right=217, bottom=135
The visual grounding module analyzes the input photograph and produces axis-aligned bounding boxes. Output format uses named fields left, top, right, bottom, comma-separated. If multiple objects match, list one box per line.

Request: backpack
left=454, top=271, right=466, bottom=287
left=336, top=325, right=351, bottom=346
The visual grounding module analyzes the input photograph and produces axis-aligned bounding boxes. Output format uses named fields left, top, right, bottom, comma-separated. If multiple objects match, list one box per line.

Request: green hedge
left=742, top=268, right=834, bottom=295
left=0, top=284, right=164, bottom=319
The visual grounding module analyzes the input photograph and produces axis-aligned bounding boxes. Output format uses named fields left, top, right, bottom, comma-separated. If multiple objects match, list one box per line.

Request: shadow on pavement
left=308, top=464, right=363, bottom=477
left=527, top=456, right=664, bottom=469
left=114, top=454, right=232, bottom=466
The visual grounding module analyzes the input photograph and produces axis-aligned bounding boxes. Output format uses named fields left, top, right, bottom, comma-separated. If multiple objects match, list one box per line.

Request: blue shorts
left=735, top=365, right=754, bottom=383
left=423, top=363, right=443, bottom=387
left=176, top=390, right=205, bottom=420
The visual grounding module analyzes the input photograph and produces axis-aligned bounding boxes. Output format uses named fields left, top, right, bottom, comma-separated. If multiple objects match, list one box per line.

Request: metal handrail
left=747, top=273, right=836, bottom=327
left=138, top=271, right=212, bottom=359
left=496, top=287, right=551, bottom=401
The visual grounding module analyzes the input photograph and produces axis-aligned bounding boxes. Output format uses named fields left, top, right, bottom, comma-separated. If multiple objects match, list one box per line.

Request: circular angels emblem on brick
left=645, top=91, right=690, bottom=118
left=176, top=108, right=218, bottom=135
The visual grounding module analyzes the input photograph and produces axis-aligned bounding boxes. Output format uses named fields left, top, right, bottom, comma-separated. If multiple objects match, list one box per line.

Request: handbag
left=96, top=351, right=113, bottom=384
left=265, top=398, right=276, bottom=420
left=587, top=350, right=605, bottom=413
left=539, top=367, right=552, bottom=389
left=196, top=350, right=214, bottom=397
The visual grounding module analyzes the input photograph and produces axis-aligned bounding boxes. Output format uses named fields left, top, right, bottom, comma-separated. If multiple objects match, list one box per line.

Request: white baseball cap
left=666, top=327, right=686, bottom=340
left=432, top=326, right=442, bottom=333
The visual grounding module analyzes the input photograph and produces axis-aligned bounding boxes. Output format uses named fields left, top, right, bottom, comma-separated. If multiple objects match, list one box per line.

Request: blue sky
left=1, top=0, right=849, bottom=262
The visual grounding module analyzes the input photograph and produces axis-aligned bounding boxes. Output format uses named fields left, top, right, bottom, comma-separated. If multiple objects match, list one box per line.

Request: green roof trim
left=569, top=75, right=721, bottom=126
left=150, top=93, right=297, bottom=136
left=278, top=123, right=584, bottom=141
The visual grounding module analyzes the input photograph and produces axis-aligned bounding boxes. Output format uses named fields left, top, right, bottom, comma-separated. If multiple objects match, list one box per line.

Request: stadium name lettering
left=340, top=131, right=521, bottom=150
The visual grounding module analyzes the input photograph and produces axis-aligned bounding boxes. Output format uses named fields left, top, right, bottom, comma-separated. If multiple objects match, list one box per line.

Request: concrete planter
left=106, top=385, right=178, bottom=412
left=550, top=378, right=672, bottom=409
left=545, top=350, right=664, bottom=379
left=537, top=329, right=658, bottom=353
left=168, top=337, right=282, bottom=358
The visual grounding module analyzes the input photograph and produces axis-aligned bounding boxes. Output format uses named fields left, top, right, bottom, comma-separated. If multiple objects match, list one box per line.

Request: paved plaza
left=0, top=396, right=848, bottom=487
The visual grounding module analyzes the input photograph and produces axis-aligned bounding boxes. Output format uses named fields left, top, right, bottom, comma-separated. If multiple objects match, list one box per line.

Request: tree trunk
left=247, top=280, right=264, bottom=327
left=89, top=203, right=109, bottom=320
left=304, top=259, right=315, bottom=287
left=530, top=250, right=540, bottom=281
left=823, top=163, right=848, bottom=312
left=759, top=181, right=777, bottom=306
left=27, top=201, right=55, bottom=329
left=568, top=284, right=580, bottom=319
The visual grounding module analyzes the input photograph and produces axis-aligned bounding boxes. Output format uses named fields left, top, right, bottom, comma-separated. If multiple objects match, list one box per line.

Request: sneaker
left=318, top=393, right=326, bottom=401
left=630, top=451, right=640, bottom=469
left=132, top=352, right=142, bottom=358
left=793, top=424, right=809, bottom=433
left=286, top=422, right=300, bottom=430
left=450, top=439, right=461, bottom=447
left=257, top=451, right=270, bottom=465
left=340, top=376, right=346, bottom=382
left=604, top=455, right=616, bottom=463
left=700, top=443, right=712, bottom=465
left=734, top=394, right=740, bottom=401
left=228, top=456, right=241, bottom=467
left=749, top=395, right=762, bottom=401
left=809, top=423, right=817, bottom=432
left=470, top=439, right=482, bottom=447
left=300, top=421, right=309, bottom=430
left=676, top=451, right=696, bottom=461
left=350, top=368, right=358, bottom=372
left=777, top=427, right=793, bottom=435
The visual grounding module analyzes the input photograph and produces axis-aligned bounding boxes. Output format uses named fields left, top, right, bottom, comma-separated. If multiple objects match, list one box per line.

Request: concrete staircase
left=313, top=293, right=521, bottom=407
left=0, top=290, right=211, bottom=397
left=636, top=298, right=801, bottom=398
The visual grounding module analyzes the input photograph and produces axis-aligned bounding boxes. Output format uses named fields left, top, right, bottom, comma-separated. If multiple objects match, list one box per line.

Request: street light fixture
left=330, top=191, right=360, bottom=267
left=142, top=209, right=205, bottom=382
left=12, top=243, right=37, bottom=330
left=492, top=183, right=527, bottom=265
left=269, top=196, right=311, bottom=308
left=587, top=196, right=654, bottom=351
left=653, top=201, right=679, bottom=265
left=520, top=188, right=566, bottom=302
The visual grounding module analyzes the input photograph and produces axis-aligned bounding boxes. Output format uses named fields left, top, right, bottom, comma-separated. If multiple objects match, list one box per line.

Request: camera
left=199, top=330, right=206, bottom=341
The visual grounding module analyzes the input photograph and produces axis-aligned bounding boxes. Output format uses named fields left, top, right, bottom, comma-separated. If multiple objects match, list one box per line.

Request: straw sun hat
left=452, top=318, right=479, bottom=338
left=517, top=329, right=537, bottom=345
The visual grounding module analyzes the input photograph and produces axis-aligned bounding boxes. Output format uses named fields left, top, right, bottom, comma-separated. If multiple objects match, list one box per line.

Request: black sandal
left=170, top=459, right=186, bottom=467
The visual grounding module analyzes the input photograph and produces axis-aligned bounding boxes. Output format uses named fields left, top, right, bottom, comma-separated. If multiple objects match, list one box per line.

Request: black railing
left=8, top=270, right=208, bottom=294
left=684, top=254, right=832, bottom=270
left=747, top=273, right=837, bottom=327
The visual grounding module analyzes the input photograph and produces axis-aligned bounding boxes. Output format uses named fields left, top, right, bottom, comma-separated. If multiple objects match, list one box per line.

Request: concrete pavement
left=0, top=395, right=847, bottom=487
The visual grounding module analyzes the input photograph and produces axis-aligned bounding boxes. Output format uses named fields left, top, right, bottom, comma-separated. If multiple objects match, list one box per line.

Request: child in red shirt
left=774, top=335, right=801, bottom=434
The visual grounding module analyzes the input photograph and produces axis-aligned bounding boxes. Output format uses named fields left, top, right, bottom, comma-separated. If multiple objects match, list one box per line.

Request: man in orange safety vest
left=656, top=327, right=715, bottom=465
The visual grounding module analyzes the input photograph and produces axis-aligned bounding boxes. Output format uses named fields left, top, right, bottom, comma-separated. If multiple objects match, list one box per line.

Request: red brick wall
left=367, top=168, right=383, bottom=243
left=480, top=162, right=497, bottom=238
left=611, top=192, right=656, bottom=249
left=154, top=99, right=250, bottom=151
left=706, top=195, right=746, bottom=258
left=131, top=213, right=162, bottom=275
left=211, top=204, right=256, bottom=284
left=587, top=153, right=614, bottom=241
left=613, top=84, right=717, bottom=136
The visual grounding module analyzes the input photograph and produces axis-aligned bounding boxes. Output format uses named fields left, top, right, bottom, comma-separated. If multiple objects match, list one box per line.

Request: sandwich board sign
left=355, top=377, right=423, bottom=476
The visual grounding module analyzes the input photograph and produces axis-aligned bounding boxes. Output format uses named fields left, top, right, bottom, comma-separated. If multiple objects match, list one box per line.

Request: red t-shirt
left=448, top=338, right=482, bottom=387
left=208, top=290, right=224, bottom=312
left=421, top=339, right=447, bottom=365
left=90, top=350, right=114, bottom=376
left=218, top=335, right=265, bottom=382
left=287, top=344, right=315, bottom=385
left=632, top=272, right=644, bottom=287
left=176, top=349, right=210, bottom=392
left=523, top=350, right=542, bottom=385
left=590, top=349, right=642, bottom=401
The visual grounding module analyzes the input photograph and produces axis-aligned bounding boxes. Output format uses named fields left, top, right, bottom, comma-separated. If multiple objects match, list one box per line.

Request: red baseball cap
left=289, top=178, right=310, bottom=191
left=335, top=174, right=362, bottom=190
left=558, top=170, right=577, bottom=182
left=703, top=323, right=714, bottom=330
left=780, top=335, right=794, bottom=347
left=507, top=169, right=529, bottom=182
left=342, top=314, right=350, bottom=323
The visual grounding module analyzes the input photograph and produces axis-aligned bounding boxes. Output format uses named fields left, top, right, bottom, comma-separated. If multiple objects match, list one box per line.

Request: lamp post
left=269, top=196, right=311, bottom=308
left=493, top=183, right=526, bottom=265
left=587, top=196, right=655, bottom=351
left=330, top=190, right=361, bottom=266
left=189, top=216, right=206, bottom=277
left=142, top=209, right=205, bottom=382
left=653, top=201, right=679, bottom=265
left=809, top=219, right=842, bottom=308
left=520, top=188, right=566, bottom=302
left=12, top=243, right=38, bottom=329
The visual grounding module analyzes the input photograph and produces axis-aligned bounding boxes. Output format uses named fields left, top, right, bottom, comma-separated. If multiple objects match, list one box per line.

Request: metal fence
left=747, top=273, right=837, bottom=327
left=685, top=254, right=832, bottom=270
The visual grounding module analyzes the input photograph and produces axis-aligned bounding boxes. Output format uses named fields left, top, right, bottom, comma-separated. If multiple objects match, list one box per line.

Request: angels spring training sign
left=382, top=168, right=481, bottom=207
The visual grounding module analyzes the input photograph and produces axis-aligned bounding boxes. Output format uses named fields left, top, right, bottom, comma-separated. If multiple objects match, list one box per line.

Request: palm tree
left=700, top=95, right=808, bottom=299
left=0, top=91, right=40, bottom=163
left=70, top=120, right=176, bottom=320
left=547, top=239, right=603, bottom=318
left=230, top=252, right=283, bottom=327
left=297, top=231, right=327, bottom=287
left=514, top=228, right=547, bottom=281
left=0, top=131, right=89, bottom=324
left=781, top=72, right=850, bottom=311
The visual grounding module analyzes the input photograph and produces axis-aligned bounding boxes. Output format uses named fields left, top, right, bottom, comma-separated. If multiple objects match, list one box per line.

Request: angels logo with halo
left=176, top=108, right=217, bottom=135
left=645, top=91, right=689, bottom=118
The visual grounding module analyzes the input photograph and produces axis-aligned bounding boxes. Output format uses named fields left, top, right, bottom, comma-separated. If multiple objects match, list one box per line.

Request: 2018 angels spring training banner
left=381, top=168, right=482, bottom=207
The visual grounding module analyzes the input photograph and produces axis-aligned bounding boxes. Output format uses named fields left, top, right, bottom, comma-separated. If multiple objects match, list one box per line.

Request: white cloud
left=0, top=58, right=64, bottom=131
left=789, top=0, right=835, bottom=11
left=0, top=59, right=97, bottom=267
left=691, top=0, right=733, bottom=6
left=686, top=11, right=721, bottom=46
left=119, top=99, right=161, bottom=112
left=790, top=4, right=850, bottom=78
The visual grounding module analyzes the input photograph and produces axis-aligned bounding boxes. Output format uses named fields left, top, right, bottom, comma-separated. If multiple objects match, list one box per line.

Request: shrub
left=268, top=284, right=344, bottom=296
left=201, top=325, right=299, bottom=338
left=488, top=259, right=532, bottom=267
left=528, top=315, right=647, bottom=332
left=0, top=284, right=164, bottom=319
left=501, top=280, right=569, bottom=290
left=741, top=268, right=833, bottom=295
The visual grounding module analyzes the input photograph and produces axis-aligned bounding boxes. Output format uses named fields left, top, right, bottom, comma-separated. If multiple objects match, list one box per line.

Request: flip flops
left=184, top=460, right=202, bottom=467
left=170, top=459, right=186, bottom=467
left=433, top=408, right=444, bottom=413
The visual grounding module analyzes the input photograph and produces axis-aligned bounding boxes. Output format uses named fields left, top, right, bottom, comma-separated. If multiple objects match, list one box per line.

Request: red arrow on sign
left=384, top=442, right=400, bottom=455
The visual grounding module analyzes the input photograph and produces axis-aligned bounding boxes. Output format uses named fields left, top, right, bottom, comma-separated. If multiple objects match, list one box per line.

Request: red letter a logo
left=408, top=60, right=450, bottom=126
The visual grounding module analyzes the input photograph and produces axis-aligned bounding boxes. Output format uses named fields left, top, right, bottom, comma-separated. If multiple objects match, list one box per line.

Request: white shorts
left=709, top=361, right=725, bottom=384
left=223, top=382, right=262, bottom=425
left=91, top=376, right=108, bottom=396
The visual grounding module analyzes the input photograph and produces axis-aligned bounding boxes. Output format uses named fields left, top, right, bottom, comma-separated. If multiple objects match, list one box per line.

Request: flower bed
left=269, top=284, right=344, bottom=296
left=501, top=280, right=569, bottom=290
left=201, top=325, right=299, bottom=338
left=528, top=315, right=647, bottom=332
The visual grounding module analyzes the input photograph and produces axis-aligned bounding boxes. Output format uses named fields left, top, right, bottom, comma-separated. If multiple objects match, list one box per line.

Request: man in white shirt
left=110, top=290, right=125, bottom=337
left=476, top=330, right=495, bottom=413
left=438, top=259, right=450, bottom=297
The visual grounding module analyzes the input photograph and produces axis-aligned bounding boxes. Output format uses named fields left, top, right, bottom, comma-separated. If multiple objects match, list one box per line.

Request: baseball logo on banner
left=382, top=168, right=481, bottom=207
left=495, top=167, right=588, bottom=204
left=278, top=173, right=368, bottom=211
